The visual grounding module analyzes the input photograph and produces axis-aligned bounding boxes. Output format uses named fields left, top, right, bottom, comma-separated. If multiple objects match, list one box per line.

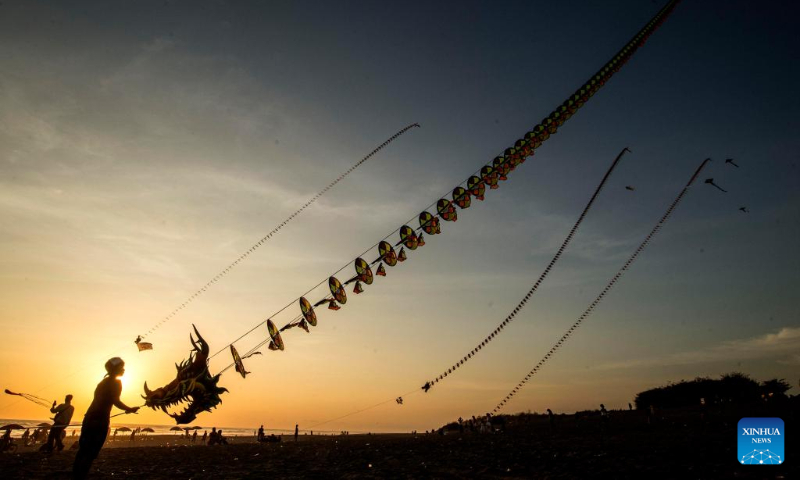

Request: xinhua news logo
left=738, top=417, right=784, bottom=465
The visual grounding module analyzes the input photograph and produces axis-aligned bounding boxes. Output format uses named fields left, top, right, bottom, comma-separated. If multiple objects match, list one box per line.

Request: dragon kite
left=142, top=326, right=228, bottom=424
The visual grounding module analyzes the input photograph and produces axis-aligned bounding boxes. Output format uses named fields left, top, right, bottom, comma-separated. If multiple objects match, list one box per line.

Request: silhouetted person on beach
left=41, top=394, right=74, bottom=453
left=599, top=404, right=609, bottom=429
left=202, top=430, right=208, bottom=444
left=294, top=424, right=299, bottom=442
left=0, top=429, right=12, bottom=451
left=73, top=357, right=139, bottom=479
left=547, top=409, right=555, bottom=430
left=628, top=403, right=632, bottom=411
left=258, top=425, right=264, bottom=442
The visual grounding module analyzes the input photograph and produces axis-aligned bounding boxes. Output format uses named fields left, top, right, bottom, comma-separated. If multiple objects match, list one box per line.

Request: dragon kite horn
left=191, top=324, right=209, bottom=355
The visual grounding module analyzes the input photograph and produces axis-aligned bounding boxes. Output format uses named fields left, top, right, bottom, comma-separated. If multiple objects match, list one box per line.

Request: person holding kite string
left=73, top=357, right=139, bottom=479
left=40, top=394, right=74, bottom=453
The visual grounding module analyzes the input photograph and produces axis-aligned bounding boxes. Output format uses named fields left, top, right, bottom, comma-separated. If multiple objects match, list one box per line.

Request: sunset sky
left=1, top=0, right=798, bottom=433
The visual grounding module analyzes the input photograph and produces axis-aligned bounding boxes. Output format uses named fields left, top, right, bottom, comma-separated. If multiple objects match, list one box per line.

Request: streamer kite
left=419, top=147, right=632, bottom=391
left=491, top=158, right=709, bottom=413
left=3, top=389, right=52, bottom=409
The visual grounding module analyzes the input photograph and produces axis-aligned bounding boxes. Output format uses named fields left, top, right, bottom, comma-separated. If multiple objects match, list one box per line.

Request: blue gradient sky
left=1, top=1, right=798, bottom=432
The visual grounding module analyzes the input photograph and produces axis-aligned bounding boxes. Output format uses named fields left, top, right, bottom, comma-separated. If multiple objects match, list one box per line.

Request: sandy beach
left=2, top=409, right=796, bottom=479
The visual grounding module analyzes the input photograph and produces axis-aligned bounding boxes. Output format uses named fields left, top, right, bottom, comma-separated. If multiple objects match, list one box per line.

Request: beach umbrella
left=169, top=426, right=183, bottom=431
left=141, top=428, right=155, bottom=433
left=116, top=426, right=132, bottom=432
left=37, top=422, right=52, bottom=428
left=1, top=424, right=25, bottom=430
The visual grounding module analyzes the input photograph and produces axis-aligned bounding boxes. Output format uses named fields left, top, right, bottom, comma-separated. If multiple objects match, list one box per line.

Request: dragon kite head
left=142, top=325, right=228, bottom=424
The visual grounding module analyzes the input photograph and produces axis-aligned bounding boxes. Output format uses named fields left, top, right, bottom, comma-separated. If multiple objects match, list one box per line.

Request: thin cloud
left=593, top=326, right=800, bottom=370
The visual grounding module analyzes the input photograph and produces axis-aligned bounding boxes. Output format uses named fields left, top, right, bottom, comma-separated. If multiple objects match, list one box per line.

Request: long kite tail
left=140, top=123, right=420, bottom=339
left=422, top=147, right=632, bottom=391
left=491, top=158, right=710, bottom=414
left=212, top=0, right=682, bottom=373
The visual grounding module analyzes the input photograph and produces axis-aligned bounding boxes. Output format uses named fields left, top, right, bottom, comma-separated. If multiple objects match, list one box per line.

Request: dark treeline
left=634, top=372, right=793, bottom=410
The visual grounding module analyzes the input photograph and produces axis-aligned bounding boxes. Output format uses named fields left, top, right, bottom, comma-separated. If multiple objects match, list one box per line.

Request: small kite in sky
left=345, top=257, right=374, bottom=286
left=230, top=345, right=250, bottom=378
left=135, top=336, right=153, bottom=352
left=625, top=185, right=635, bottom=191
left=739, top=206, right=749, bottom=213
left=453, top=187, right=471, bottom=209
left=419, top=211, right=441, bottom=235
left=267, top=319, right=285, bottom=351
left=396, top=226, right=419, bottom=250
left=704, top=178, right=728, bottom=193
left=372, top=241, right=398, bottom=267
left=492, top=156, right=510, bottom=181
left=480, top=165, right=499, bottom=190
left=725, top=158, right=740, bottom=168
left=437, top=198, right=457, bottom=222
left=467, top=176, right=486, bottom=201
left=299, top=297, right=317, bottom=327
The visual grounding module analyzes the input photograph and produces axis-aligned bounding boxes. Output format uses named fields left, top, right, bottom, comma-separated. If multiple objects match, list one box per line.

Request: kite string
left=215, top=315, right=302, bottom=376
left=306, top=387, right=422, bottom=430
left=491, top=158, right=710, bottom=413
left=423, top=147, right=631, bottom=391
left=141, top=122, right=420, bottom=339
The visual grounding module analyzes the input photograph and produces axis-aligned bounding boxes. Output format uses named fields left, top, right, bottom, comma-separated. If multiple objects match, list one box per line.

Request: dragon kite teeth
left=142, top=325, right=228, bottom=424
